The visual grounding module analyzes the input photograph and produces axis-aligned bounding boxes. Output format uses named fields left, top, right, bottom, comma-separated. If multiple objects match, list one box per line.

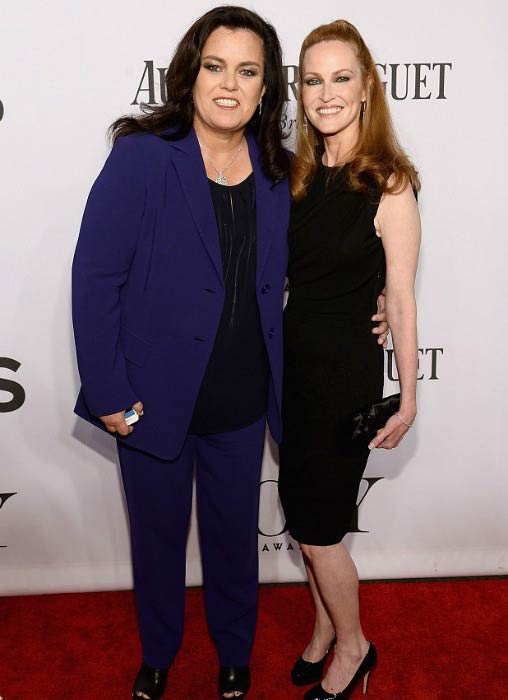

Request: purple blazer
left=72, top=126, right=290, bottom=460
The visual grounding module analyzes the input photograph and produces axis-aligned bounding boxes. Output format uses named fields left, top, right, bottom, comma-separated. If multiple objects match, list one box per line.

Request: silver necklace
left=200, top=139, right=245, bottom=185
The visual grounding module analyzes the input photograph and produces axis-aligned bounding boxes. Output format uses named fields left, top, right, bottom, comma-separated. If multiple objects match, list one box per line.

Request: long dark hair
left=111, top=5, right=290, bottom=183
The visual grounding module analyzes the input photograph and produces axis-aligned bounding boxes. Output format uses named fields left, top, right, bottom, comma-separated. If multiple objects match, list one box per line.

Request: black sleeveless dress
left=278, top=162, right=386, bottom=546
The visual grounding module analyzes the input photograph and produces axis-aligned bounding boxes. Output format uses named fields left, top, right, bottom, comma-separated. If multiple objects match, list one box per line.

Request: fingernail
left=368, top=443, right=374, bottom=450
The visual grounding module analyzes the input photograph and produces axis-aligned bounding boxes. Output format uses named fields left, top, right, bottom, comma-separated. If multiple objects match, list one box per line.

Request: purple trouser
left=117, top=416, right=266, bottom=668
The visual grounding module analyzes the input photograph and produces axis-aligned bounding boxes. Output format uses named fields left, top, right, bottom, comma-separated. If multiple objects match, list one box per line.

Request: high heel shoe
left=219, top=665, right=250, bottom=699
left=291, top=637, right=336, bottom=686
left=303, top=642, right=377, bottom=700
left=132, top=662, right=168, bottom=699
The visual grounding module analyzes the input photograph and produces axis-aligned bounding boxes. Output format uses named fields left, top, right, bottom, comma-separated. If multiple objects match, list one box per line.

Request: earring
left=258, top=98, right=263, bottom=116
left=360, top=101, right=367, bottom=120
left=303, top=114, right=309, bottom=136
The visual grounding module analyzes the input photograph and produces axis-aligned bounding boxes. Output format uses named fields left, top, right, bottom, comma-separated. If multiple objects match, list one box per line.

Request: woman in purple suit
left=73, top=8, right=287, bottom=698
left=72, top=7, right=387, bottom=700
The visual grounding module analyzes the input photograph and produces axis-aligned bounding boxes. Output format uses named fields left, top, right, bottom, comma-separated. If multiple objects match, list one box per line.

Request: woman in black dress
left=278, top=20, right=421, bottom=699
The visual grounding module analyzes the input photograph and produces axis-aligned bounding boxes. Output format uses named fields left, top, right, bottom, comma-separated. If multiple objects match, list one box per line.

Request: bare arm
left=369, top=180, right=421, bottom=449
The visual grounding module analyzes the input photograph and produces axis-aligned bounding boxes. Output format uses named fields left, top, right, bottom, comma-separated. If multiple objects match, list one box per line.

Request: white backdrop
left=1, top=0, right=507, bottom=595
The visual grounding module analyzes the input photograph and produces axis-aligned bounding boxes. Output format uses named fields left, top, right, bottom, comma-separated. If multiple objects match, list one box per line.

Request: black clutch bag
left=350, top=393, right=400, bottom=443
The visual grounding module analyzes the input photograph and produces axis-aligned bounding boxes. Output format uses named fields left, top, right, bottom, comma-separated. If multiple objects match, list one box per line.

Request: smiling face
left=301, top=39, right=367, bottom=146
left=192, top=26, right=266, bottom=135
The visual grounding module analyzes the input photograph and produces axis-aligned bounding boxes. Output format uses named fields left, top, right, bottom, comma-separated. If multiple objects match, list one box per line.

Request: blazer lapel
left=166, top=126, right=285, bottom=289
left=168, top=127, right=223, bottom=285
left=246, top=130, right=283, bottom=287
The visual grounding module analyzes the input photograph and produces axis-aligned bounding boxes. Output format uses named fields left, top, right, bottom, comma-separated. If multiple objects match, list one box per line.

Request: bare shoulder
left=374, top=175, right=420, bottom=239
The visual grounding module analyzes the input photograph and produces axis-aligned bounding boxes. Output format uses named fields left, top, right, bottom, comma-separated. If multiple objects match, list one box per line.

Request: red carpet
left=1, top=579, right=507, bottom=699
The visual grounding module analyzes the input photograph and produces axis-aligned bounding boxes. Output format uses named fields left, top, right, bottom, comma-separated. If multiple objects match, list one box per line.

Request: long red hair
left=291, top=20, right=420, bottom=201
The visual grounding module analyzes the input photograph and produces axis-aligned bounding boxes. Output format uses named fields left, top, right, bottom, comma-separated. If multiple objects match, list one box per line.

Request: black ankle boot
left=218, top=665, right=251, bottom=699
left=132, top=662, right=168, bottom=699
left=291, top=638, right=336, bottom=686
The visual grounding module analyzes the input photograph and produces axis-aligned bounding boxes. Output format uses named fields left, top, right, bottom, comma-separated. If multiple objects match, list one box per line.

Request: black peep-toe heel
left=132, top=662, right=168, bottom=700
left=219, top=665, right=251, bottom=699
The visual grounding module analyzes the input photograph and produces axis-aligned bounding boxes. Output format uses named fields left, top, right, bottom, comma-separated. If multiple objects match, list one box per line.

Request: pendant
left=215, top=173, right=228, bottom=185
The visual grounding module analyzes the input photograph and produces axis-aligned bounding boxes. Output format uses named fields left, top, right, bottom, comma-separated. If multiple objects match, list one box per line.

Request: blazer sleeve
left=71, top=135, right=146, bottom=417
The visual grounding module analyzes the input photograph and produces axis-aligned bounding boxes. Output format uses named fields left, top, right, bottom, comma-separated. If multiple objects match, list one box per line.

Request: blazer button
left=268, top=328, right=275, bottom=338
left=261, top=283, right=271, bottom=294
